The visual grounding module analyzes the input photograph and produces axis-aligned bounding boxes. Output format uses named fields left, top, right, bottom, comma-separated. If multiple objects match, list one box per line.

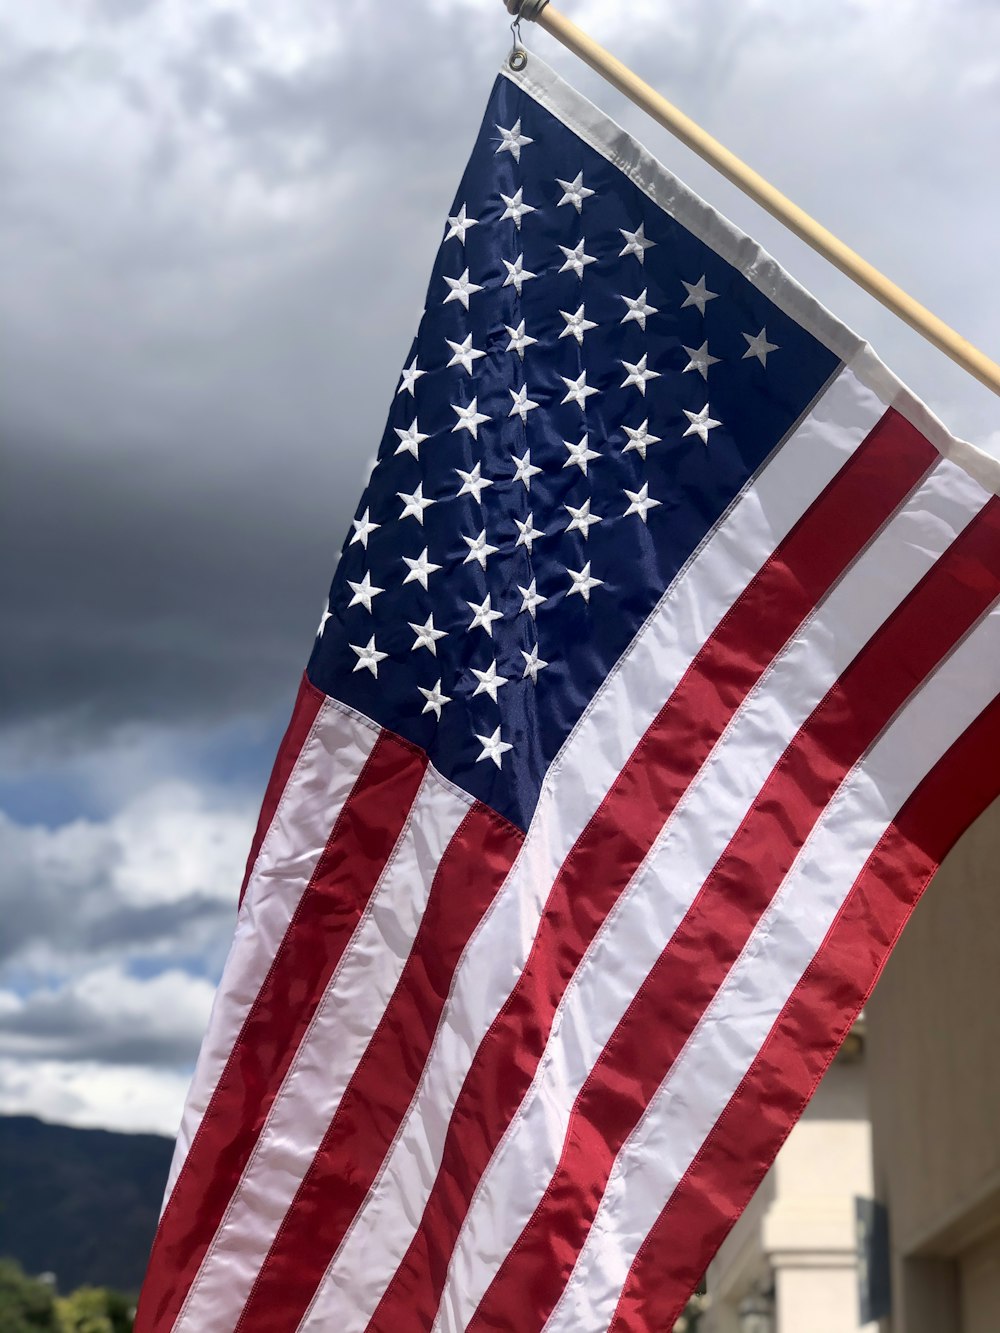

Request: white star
left=558, top=238, right=597, bottom=279
left=566, top=561, right=604, bottom=603
left=350, top=634, right=388, bottom=678
left=475, top=725, right=513, bottom=768
left=515, top=511, right=544, bottom=552
left=402, top=547, right=441, bottom=590
left=350, top=507, right=380, bottom=549
left=503, top=254, right=537, bottom=295
left=495, top=118, right=533, bottom=162
left=462, top=528, right=499, bottom=569
left=419, top=678, right=451, bottom=720
left=518, top=578, right=546, bottom=619
left=444, top=267, right=483, bottom=310
left=742, top=327, right=780, bottom=366
left=451, top=397, right=491, bottom=440
left=683, top=403, right=723, bottom=444
left=562, top=433, right=600, bottom=475
left=446, top=333, right=485, bottom=375
left=681, top=275, right=718, bottom=315
left=394, top=417, right=429, bottom=459
left=317, top=601, right=333, bottom=637
left=466, top=593, right=504, bottom=637
left=560, top=371, right=599, bottom=409
left=455, top=460, right=493, bottom=503
left=512, top=448, right=542, bottom=489
left=559, top=303, right=597, bottom=345
left=347, top=571, right=384, bottom=612
left=471, top=660, right=509, bottom=703
left=564, top=497, right=602, bottom=539
left=445, top=203, right=478, bottom=244
left=556, top=171, right=595, bottom=212
left=397, top=481, right=435, bottom=524
left=624, top=482, right=662, bottom=524
left=508, top=383, right=539, bottom=422
left=505, top=319, right=537, bottom=359
left=397, top=355, right=425, bottom=397
left=409, top=612, right=447, bottom=655
left=620, top=288, right=658, bottom=331
left=682, top=340, right=721, bottom=381
left=500, top=187, right=536, bottom=229
left=521, top=643, right=548, bottom=684
left=622, top=419, right=661, bottom=460
left=621, top=353, right=660, bottom=395
left=619, top=222, right=655, bottom=263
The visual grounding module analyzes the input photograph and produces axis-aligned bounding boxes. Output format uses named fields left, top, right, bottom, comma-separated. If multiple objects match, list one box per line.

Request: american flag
left=137, top=51, right=1000, bottom=1333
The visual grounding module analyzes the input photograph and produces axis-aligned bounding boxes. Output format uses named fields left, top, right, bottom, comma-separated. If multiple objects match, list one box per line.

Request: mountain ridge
left=0, top=1113, right=173, bottom=1294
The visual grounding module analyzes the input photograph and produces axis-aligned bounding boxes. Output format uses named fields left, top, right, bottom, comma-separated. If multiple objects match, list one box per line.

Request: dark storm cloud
left=2, top=1, right=997, bottom=760
left=0, top=0, right=504, bottom=750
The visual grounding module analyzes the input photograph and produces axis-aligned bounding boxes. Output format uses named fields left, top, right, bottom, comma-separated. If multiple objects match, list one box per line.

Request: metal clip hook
left=508, top=0, right=528, bottom=71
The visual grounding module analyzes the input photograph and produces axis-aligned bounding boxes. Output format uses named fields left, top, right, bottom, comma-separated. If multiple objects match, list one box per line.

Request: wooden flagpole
left=507, top=0, right=1000, bottom=398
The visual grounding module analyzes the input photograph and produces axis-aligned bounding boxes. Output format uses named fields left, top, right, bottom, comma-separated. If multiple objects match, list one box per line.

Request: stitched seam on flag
left=297, top=375, right=861, bottom=1330
left=276, top=801, right=517, bottom=1281
left=165, top=726, right=417, bottom=1331
left=351, top=376, right=876, bottom=1331
left=236, top=689, right=331, bottom=919
left=158, top=696, right=339, bottom=1231
left=505, top=56, right=1000, bottom=501
left=239, top=676, right=325, bottom=906
left=484, top=462, right=987, bottom=1327
left=184, top=762, right=438, bottom=1333
left=607, top=699, right=998, bottom=1333
left=234, top=791, right=519, bottom=1333
left=424, top=412, right=926, bottom=1333
left=226, top=773, right=450, bottom=1333
left=589, top=591, right=1000, bottom=1333
left=170, top=727, right=401, bottom=1324
left=611, top=682, right=1000, bottom=1331
left=457, top=435, right=934, bottom=1321
left=525, top=360, right=847, bottom=806
left=460, top=424, right=937, bottom=1315
left=166, top=689, right=332, bottom=1210
left=502, top=61, right=863, bottom=371
left=609, top=845, right=918, bottom=1333
left=231, top=786, right=518, bottom=1331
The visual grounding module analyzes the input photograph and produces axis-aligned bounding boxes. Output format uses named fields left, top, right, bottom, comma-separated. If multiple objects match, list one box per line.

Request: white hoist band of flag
left=136, top=51, right=1000, bottom=1333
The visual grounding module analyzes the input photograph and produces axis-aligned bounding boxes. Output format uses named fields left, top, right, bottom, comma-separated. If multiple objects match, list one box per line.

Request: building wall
left=866, top=798, right=1000, bottom=1333
left=704, top=1053, right=872, bottom=1333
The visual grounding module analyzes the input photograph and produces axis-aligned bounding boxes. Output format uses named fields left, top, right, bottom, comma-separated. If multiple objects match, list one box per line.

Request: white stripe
left=162, top=698, right=380, bottom=1209
left=298, top=368, right=884, bottom=1331
left=172, top=768, right=469, bottom=1332
left=430, top=456, right=988, bottom=1331
left=546, top=598, right=1000, bottom=1333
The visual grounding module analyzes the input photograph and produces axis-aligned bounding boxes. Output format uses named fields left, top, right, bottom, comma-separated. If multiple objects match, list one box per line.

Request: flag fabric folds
left=137, top=51, right=1000, bottom=1333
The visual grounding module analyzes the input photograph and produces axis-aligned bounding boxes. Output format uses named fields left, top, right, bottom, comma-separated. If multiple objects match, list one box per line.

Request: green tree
left=0, top=1258, right=59, bottom=1333
left=55, top=1288, right=132, bottom=1333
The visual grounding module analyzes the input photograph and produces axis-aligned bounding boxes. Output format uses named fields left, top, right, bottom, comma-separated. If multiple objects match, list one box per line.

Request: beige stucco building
left=702, top=1032, right=874, bottom=1333
left=865, top=800, right=1000, bottom=1333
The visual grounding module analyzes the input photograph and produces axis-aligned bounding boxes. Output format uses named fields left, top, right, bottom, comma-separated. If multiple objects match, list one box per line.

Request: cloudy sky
left=1, top=0, right=997, bottom=1137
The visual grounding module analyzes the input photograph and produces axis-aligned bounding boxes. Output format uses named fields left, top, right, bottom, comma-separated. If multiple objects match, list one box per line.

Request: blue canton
left=308, top=70, right=840, bottom=830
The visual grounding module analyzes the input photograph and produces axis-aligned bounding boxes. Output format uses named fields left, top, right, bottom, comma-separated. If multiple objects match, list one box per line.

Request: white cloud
left=0, top=781, right=253, bottom=969
left=0, top=965, right=217, bottom=1064
left=2, top=0, right=997, bottom=1139
left=0, top=1055, right=193, bottom=1137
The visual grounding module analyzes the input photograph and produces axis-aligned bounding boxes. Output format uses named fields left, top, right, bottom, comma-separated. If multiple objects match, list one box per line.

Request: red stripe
left=135, top=730, right=426, bottom=1333
left=609, top=684, right=1000, bottom=1333
left=232, top=802, right=523, bottom=1333
left=239, top=674, right=325, bottom=906
left=465, top=497, right=1000, bottom=1333
left=366, top=412, right=935, bottom=1331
